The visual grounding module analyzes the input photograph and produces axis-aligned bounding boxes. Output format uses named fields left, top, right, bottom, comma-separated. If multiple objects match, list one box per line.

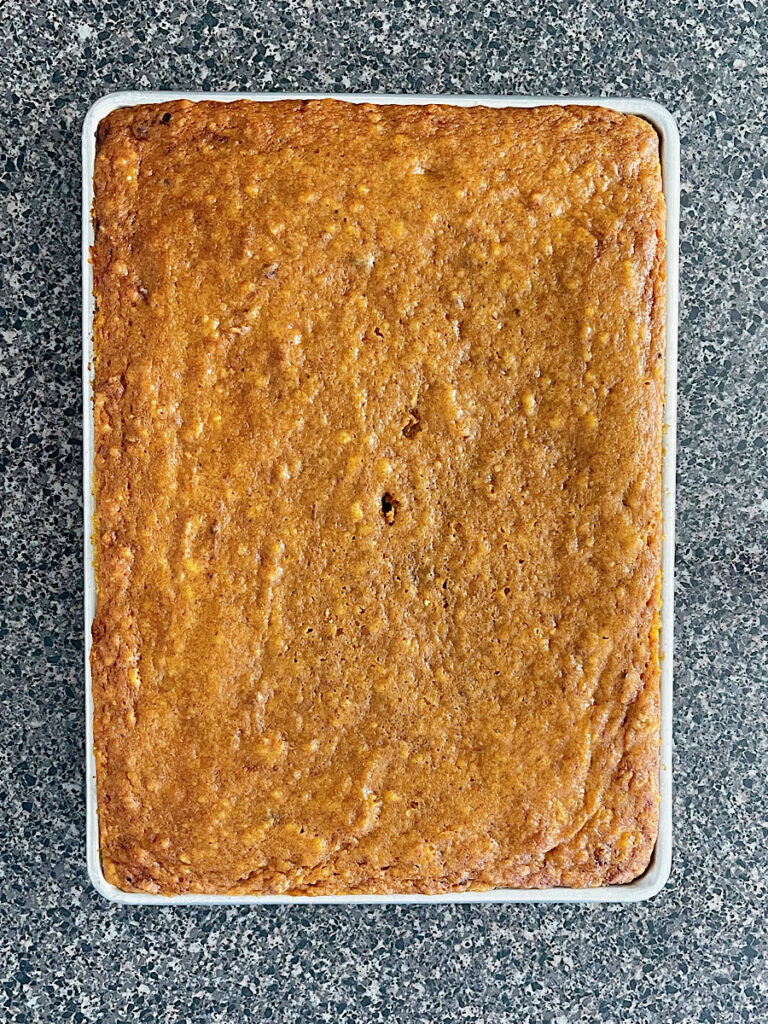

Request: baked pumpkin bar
left=91, top=99, right=665, bottom=895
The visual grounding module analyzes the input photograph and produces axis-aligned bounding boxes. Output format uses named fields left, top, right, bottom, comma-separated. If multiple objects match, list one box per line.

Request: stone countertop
left=1, top=2, right=766, bottom=1021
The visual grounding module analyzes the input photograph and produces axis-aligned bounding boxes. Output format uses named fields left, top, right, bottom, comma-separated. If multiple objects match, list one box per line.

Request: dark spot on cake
left=402, top=408, right=422, bottom=438
left=381, top=493, right=399, bottom=524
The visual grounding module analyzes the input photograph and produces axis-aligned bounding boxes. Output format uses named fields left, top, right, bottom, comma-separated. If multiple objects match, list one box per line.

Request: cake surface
left=91, top=99, right=665, bottom=896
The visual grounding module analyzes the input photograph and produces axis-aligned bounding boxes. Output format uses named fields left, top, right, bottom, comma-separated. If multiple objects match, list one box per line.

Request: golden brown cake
left=91, top=99, right=665, bottom=896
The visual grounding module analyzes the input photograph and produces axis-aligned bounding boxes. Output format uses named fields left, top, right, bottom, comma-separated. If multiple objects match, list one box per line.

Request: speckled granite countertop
left=1, top=2, right=766, bottom=1021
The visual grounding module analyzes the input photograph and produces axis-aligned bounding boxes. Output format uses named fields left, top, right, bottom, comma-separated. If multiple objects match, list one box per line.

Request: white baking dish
left=83, top=91, right=679, bottom=905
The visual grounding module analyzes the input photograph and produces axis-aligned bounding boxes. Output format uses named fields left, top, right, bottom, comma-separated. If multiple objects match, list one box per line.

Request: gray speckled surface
left=1, top=1, right=766, bottom=1021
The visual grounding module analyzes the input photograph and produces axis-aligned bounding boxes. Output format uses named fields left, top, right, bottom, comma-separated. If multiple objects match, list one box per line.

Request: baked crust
left=91, top=100, right=665, bottom=895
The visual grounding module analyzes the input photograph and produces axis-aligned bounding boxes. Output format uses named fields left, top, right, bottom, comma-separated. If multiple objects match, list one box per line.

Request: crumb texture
left=91, top=99, right=665, bottom=896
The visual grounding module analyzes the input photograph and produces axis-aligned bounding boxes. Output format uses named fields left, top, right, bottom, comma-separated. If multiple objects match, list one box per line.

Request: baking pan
left=83, top=91, right=679, bottom=905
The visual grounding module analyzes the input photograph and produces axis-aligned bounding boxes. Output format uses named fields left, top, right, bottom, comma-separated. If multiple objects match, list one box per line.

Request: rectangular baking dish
left=83, top=91, right=679, bottom=905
